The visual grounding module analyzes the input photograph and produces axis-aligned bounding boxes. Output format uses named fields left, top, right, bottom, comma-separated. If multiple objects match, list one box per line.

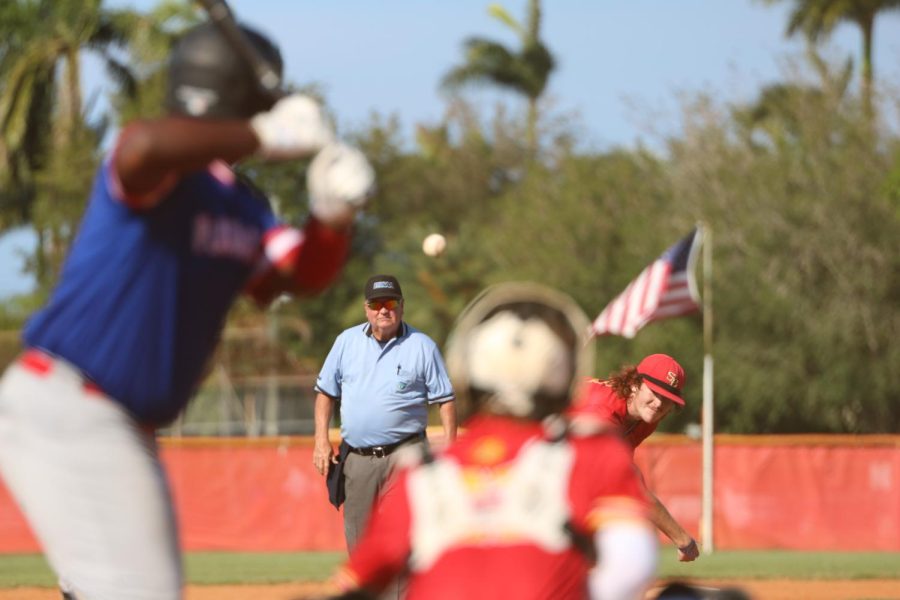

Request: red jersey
left=338, top=414, right=649, bottom=600
left=569, top=378, right=658, bottom=451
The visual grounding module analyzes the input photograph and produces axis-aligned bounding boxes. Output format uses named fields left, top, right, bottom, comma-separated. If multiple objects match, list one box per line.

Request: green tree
left=667, top=80, right=898, bottom=433
left=30, top=126, right=102, bottom=287
left=0, top=0, right=146, bottom=193
left=441, top=1, right=555, bottom=154
left=761, top=0, right=900, bottom=115
left=732, top=48, right=854, bottom=149
left=0, top=0, right=55, bottom=227
left=0, top=0, right=164, bottom=282
left=111, top=0, right=199, bottom=124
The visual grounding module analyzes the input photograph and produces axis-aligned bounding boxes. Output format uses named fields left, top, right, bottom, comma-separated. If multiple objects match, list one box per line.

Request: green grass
left=0, top=554, right=57, bottom=587
left=0, top=551, right=897, bottom=588
left=0, top=552, right=347, bottom=588
left=659, top=551, right=900, bottom=580
left=184, top=551, right=345, bottom=585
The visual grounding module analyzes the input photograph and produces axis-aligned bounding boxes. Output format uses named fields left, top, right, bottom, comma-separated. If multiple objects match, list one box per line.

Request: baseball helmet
left=445, top=282, right=594, bottom=421
left=165, top=22, right=283, bottom=119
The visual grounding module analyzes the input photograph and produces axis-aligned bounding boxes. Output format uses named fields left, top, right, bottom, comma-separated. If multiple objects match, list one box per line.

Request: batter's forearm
left=115, top=119, right=259, bottom=200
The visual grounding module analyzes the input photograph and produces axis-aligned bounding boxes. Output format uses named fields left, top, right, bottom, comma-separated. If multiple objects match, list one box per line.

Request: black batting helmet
left=165, top=22, right=283, bottom=119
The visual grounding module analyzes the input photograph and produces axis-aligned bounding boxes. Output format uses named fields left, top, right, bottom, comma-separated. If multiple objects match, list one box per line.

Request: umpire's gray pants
left=342, top=437, right=426, bottom=549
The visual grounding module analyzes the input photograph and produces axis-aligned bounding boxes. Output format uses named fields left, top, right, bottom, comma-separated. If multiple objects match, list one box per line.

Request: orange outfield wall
left=636, top=434, right=900, bottom=551
left=0, top=434, right=898, bottom=553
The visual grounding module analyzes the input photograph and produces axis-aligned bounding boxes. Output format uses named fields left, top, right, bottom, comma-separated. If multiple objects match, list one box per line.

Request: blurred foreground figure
left=0, top=21, right=373, bottom=600
left=330, top=284, right=659, bottom=600
left=655, top=581, right=753, bottom=599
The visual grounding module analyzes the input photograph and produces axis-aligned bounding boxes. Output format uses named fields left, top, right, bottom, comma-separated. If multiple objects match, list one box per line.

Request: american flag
left=590, top=227, right=702, bottom=338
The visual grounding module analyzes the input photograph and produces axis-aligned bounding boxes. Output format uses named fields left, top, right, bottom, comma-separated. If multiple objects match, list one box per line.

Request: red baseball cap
left=637, top=354, right=685, bottom=406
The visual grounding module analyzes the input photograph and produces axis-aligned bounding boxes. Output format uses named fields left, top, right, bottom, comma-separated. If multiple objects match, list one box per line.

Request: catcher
left=329, top=285, right=659, bottom=600
left=0, top=21, right=373, bottom=600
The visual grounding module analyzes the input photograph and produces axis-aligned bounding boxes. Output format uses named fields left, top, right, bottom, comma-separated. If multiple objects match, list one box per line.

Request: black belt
left=348, top=432, right=425, bottom=458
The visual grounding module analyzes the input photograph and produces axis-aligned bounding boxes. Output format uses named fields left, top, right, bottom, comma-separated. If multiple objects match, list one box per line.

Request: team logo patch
left=470, top=437, right=507, bottom=465
left=192, top=214, right=260, bottom=263
left=176, top=85, right=218, bottom=116
left=666, top=371, right=679, bottom=387
left=373, top=281, right=395, bottom=290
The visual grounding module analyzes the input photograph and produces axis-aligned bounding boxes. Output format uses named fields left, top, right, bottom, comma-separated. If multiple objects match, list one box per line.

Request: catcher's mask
left=445, top=282, right=594, bottom=421
left=165, top=22, right=283, bottom=119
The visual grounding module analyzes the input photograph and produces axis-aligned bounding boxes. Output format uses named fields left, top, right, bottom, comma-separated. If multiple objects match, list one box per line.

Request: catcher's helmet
left=445, top=282, right=594, bottom=421
left=165, top=22, right=283, bottom=119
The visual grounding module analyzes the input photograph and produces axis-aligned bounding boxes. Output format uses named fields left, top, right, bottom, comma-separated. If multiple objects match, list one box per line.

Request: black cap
left=365, top=274, right=403, bottom=301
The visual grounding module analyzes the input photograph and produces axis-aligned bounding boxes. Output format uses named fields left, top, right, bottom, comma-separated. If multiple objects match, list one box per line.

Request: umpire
left=313, top=274, right=456, bottom=548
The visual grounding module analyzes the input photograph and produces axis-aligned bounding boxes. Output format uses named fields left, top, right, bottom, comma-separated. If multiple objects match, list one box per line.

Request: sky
left=2, top=0, right=900, bottom=298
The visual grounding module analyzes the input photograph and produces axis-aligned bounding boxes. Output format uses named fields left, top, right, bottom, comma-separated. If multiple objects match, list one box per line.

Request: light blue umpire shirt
left=315, top=321, right=455, bottom=448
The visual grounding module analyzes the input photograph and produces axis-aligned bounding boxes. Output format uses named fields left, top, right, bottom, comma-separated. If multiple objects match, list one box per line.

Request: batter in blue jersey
left=0, top=22, right=374, bottom=600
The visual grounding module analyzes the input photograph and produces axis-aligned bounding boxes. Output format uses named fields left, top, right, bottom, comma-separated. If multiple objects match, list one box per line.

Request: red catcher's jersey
left=339, top=414, right=649, bottom=600
left=569, top=378, right=659, bottom=451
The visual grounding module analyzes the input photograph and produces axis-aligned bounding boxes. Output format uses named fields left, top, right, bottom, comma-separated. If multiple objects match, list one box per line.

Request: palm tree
left=0, top=1, right=54, bottom=226
left=111, top=1, right=200, bottom=123
left=0, top=0, right=161, bottom=228
left=441, top=1, right=556, bottom=154
left=733, top=48, right=854, bottom=147
left=0, top=0, right=195, bottom=288
left=761, top=0, right=900, bottom=115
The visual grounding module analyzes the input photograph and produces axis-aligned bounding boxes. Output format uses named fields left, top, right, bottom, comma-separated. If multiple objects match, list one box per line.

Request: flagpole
left=700, top=222, right=715, bottom=554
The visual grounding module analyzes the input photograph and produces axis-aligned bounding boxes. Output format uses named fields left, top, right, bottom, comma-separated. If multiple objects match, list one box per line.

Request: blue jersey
left=24, top=160, right=279, bottom=425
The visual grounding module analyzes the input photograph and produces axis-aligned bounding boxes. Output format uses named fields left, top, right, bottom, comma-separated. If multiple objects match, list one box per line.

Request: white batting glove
left=307, top=143, right=375, bottom=228
left=250, top=94, right=335, bottom=160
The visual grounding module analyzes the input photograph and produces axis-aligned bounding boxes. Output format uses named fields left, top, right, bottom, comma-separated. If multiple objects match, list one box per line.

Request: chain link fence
left=160, top=370, right=319, bottom=437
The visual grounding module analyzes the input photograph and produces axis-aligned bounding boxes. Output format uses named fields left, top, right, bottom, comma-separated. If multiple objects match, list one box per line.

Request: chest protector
left=407, top=439, right=575, bottom=571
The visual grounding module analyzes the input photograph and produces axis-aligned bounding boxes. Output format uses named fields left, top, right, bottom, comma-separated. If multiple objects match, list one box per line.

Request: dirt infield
left=2, top=580, right=900, bottom=600
left=658, top=579, right=900, bottom=599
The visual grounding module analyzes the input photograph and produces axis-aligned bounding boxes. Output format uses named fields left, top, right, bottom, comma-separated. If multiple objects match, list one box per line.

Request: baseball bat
left=196, top=0, right=283, bottom=102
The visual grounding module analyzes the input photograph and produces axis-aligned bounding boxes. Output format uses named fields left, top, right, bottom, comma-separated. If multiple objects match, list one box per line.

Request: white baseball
left=422, top=233, right=447, bottom=257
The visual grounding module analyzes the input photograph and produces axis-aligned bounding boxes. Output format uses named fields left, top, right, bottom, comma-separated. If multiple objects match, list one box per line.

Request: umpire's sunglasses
left=366, top=299, right=401, bottom=311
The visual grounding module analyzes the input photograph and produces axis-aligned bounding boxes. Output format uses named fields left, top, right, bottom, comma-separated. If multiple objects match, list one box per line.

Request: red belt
left=19, top=349, right=104, bottom=396
left=17, top=349, right=157, bottom=435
